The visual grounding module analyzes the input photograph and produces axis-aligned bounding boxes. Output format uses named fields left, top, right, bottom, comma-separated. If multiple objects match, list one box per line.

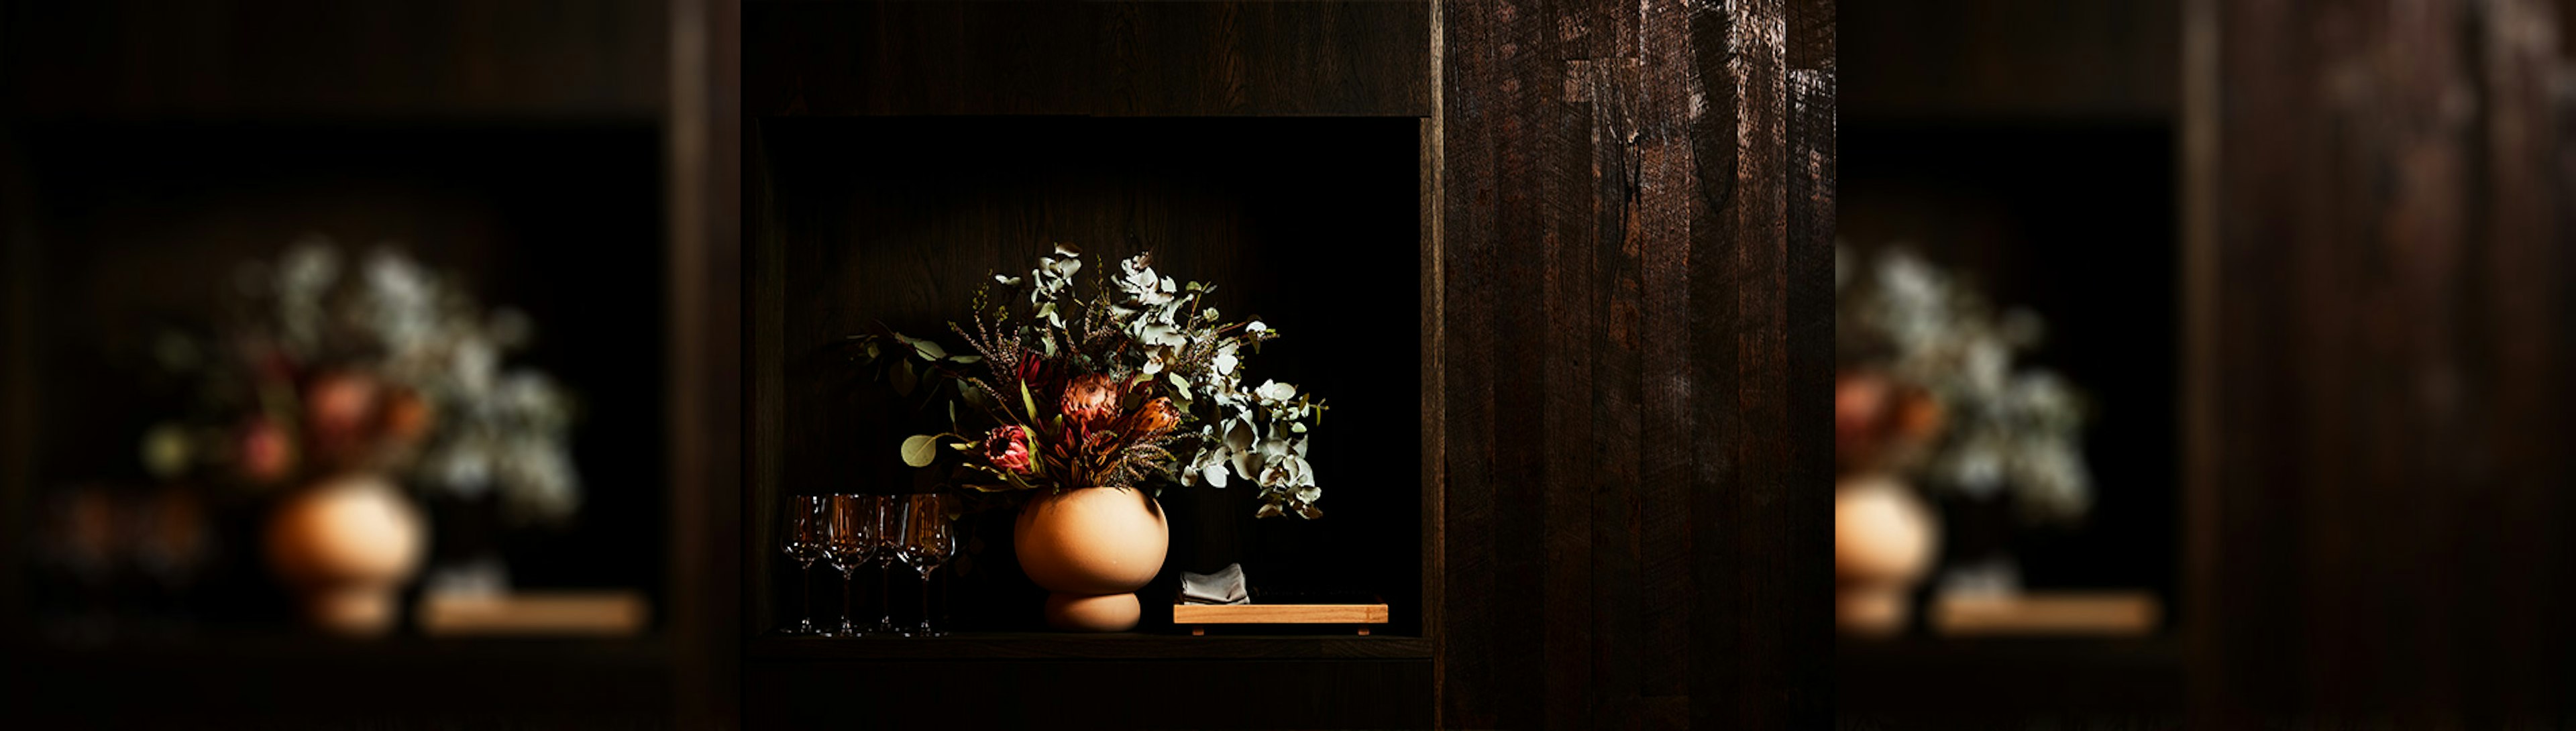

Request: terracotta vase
left=1013, top=486, right=1167, bottom=632
left=1834, top=473, right=1937, bottom=636
left=264, top=472, right=427, bottom=636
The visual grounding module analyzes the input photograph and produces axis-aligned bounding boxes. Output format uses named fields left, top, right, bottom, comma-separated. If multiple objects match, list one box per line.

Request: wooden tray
left=1930, top=591, right=2160, bottom=636
left=1174, top=602, right=1390, bottom=635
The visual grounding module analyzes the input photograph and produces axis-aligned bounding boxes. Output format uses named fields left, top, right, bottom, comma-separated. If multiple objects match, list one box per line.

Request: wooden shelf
left=1839, top=636, right=2185, bottom=722
left=4, top=636, right=679, bottom=725
left=747, top=631, right=1430, bottom=661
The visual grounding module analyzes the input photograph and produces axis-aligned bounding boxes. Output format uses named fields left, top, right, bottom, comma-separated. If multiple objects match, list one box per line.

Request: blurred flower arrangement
left=1835, top=245, right=2091, bottom=520
left=141, top=238, right=580, bottom=523
left=853, top=244, right=1329, bottom=518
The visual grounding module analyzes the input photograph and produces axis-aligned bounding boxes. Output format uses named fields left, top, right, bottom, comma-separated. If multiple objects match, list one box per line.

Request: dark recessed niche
left=755, top=115, right=1424, bottom=635
left=17, top=122, right=672, bottom=626
left=1839, top=120, right=2179, bottom=612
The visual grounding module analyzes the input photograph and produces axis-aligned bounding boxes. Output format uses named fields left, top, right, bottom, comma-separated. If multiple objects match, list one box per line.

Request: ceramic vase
left=1013, top=486, right=1167, bottom=632
left=1834, top=472, right=1937, bottom=636
left=264, top=472, right=427, bottom=636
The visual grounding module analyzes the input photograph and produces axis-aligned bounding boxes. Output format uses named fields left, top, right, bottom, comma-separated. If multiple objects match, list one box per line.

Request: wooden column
left=1435, top=0, right=1834, bottom=727
left=2187, top=0, right=2576, bottom=724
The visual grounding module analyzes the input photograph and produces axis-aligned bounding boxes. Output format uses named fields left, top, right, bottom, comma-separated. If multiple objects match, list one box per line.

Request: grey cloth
left=1178, top=563, right=1250, bottom=605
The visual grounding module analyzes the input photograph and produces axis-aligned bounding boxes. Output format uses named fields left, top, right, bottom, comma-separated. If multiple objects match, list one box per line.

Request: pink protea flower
left=1059, top=374, right=1121, bottom=425
left=239, top=417, right=295, bottom=484
left=983, top=425, right=1034, bottom=474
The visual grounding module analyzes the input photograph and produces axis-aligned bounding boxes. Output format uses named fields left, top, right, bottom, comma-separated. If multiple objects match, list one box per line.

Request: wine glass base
left=780, top=619, right=820, bottom=636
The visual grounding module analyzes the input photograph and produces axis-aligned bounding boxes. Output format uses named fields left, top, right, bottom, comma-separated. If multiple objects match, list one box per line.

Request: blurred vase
left=264, top=472, right=427, bottom=636
left=1835, top=472, right=1937, bottom=636
left=1014, top=486, right=1166, bottom=632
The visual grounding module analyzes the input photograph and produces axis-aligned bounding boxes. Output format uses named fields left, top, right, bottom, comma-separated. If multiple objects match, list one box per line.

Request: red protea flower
left=1128, top=397, right=1181, bottom=438
left=1060, top=374, right=1121, bottom=425
left=983, top=425, right=1034, bottom=474
left=1014, top=347, right=1047, bottom=387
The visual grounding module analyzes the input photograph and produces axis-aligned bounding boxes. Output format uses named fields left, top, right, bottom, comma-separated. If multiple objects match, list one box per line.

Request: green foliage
left=849, top=246, right=1330, bottom=519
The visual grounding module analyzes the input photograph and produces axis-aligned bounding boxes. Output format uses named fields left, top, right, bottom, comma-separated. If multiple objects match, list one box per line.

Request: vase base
left=304, top=585, right=401, bottom=636
left=1043, top=592, right=1140, bottom=632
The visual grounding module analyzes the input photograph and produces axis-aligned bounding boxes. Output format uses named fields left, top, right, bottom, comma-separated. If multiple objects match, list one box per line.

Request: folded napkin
left=1178, top=563, right=1250, bottom=605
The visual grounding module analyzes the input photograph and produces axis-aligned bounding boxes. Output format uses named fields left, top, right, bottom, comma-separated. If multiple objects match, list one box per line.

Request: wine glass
left=824, top=494, right=880, bottom=636
left=898, top=494, right=957, bottom=637
left=777, top=495, right=827, bottom=635
left=870, top=494, right=906, bottom=634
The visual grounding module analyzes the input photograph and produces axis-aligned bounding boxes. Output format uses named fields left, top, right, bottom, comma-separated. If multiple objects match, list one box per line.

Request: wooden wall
left=1435, top=0, right=1836, bottom=728
left=2187, top=0, right=2576, bottom=724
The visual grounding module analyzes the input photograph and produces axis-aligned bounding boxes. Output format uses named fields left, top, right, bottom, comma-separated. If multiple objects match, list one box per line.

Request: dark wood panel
left=1842, top=0, right=2176, bottom=122
left=1, top=0, right=668, bottom=120
left=1435, top=0, right=1834, bottom=728
left=4, top=639, right=676, bottom=728
left=2188, top=0, right=2576, bottom=724
left=1838, top=638, right=2186, bottom=728
left=668, top=0, right=743, bottom=726
left=745, top=658, right=1433, bottom=730
left=744, top=1, right=1430, bottom=117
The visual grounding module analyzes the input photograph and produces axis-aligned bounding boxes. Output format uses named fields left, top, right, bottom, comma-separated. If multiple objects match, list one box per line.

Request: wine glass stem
left=799, top=562, right=814, bottom=627
left=919, top=575, right=932, bottom=633
left=841, top=569, right=855, bottom=630
left=878, top=564, right=893, bottom=627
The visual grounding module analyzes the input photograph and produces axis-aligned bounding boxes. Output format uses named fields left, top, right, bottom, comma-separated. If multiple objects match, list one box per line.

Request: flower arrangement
left=853, top=244, right=1328, bottom=518
left=1835, top=245, right=2090, bottom=520
left=141, top=238, right=581, bottom=523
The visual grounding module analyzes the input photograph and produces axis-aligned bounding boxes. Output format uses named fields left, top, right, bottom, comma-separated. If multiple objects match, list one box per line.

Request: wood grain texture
left=746, top=658, right=1432, bottom=730
left=745, top=1, right=1428, bottom=117
left=667, top=0, right=741, bottom=726
left=1, top=0, right=668, bottom=120
left=2189, top=0, right=2576, bottom=724
left=1174, top=602, right=1390, bottom=624
left=1436, top=0, right=1833, bottom=727
left=1841, top=0, right=2174, bottom=122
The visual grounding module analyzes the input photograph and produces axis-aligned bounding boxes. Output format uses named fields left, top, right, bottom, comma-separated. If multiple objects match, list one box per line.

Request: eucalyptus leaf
left=900, top=435, right=940, bottom=467
left=892, top=359, right=918, bottom=396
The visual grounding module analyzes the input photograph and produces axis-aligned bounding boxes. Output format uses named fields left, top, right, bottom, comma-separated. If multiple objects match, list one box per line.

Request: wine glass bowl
left=899, top=494, right=957, bottom=637
left=823, top=494, right=880, bottom=636
left=777, top=495, right=827, bottom=635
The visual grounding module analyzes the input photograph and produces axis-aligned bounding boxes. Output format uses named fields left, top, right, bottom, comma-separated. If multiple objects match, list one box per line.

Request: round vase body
left=1014, top=487, right=1167, bottom=632
left=1833, top=473, right=1937, bottom=636
left=265, top=473, right=427, bottom=636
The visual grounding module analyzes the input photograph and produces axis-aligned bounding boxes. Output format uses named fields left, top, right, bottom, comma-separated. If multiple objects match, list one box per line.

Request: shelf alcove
left=740, top=3, right=1435, bottom=728
left=750, top=115, right=1426, bottom=637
